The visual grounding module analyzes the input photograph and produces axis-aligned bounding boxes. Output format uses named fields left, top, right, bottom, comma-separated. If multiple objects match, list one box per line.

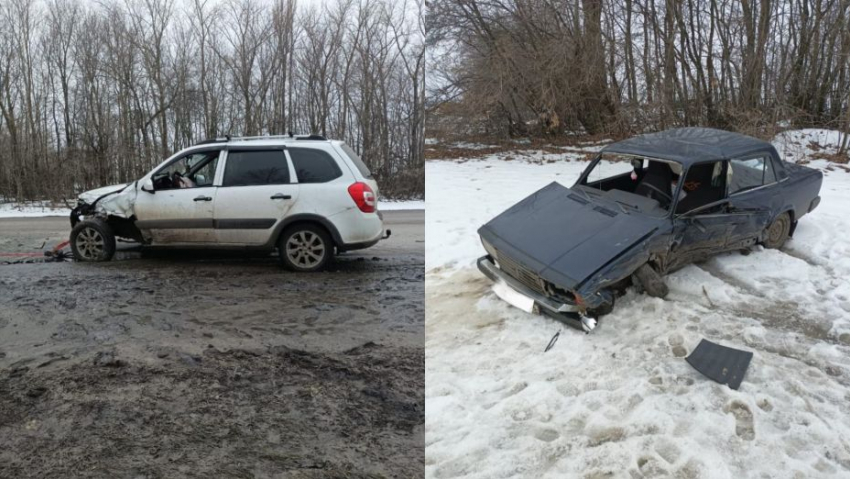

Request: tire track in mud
left=1, top=224, right=425, bottom=478
left=0, top=343, right=424, bottom=478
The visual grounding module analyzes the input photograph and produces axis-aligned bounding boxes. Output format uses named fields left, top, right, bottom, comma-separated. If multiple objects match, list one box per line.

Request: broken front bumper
left=477, top=255, right=581, bottom=314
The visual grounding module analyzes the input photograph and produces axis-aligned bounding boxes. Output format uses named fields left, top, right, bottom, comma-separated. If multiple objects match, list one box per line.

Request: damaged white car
left=70, top=135, right=390, bottom=271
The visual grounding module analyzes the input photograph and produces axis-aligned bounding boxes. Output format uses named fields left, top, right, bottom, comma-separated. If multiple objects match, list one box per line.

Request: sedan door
left=668, top=207, right=736, bottom=269
left=214, top=148, right=300, bottom=245
left=133, top=149, right=222, bottom=244
left=724, top=155, right=778, bottom=247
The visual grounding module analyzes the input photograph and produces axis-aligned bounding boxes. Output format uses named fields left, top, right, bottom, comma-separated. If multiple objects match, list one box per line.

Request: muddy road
left=0, top=211, right=424, bottom=478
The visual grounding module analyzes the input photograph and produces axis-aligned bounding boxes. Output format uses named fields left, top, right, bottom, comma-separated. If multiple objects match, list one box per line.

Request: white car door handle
left=270, top=193, right=292, bottom=200
left=193, top=195, right=212, bottom=202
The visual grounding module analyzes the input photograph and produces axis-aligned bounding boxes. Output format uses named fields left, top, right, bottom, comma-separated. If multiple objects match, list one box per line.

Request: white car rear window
left=339, top=143, right=373, bottom=179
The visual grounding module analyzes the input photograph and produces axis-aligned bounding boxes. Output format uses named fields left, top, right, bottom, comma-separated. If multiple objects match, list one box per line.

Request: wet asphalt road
left=0, top=211, right=424, bottom=478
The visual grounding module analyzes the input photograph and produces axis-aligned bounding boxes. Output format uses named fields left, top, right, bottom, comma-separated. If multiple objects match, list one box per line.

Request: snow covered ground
left=380, top=199, right=426, bottom=210
left=0, top=201, right=72, bottom=218
left=774, top=128, right=850, bottom=164
left=425, top=132, right=850, bottom=478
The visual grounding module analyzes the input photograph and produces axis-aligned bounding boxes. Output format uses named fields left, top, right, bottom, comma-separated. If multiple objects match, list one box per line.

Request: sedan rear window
left=339, top=143, right=372, bottom=178
left=729, top=156, right=774, bottom=194
left=290, top=148, right=342, bottom=183
left=223, top=150, right=290, bottom=186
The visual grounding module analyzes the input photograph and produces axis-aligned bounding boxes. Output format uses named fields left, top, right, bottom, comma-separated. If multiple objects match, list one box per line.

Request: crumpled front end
left=71, top=182, right=137, bottom=226
left=94, top=187, right=137, bottom=218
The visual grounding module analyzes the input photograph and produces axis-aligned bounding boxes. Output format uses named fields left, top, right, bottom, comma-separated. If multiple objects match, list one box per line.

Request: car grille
left=495, top=251, right=546, bottom=295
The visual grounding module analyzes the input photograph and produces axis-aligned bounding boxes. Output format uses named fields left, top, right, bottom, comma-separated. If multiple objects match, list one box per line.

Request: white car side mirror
left=141, top=178, right=155, bottom=194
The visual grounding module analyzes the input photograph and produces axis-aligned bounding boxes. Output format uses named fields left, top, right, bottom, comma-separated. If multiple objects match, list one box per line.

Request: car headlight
left=481, top=237, right=498, bottom=260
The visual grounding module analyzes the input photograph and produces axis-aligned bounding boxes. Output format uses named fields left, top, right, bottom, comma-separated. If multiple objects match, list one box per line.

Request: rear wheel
left=278, top=224, right=333, bottom=272
left=632, top=263, right=669, bottom=298
left=763, top=212, right=791, bottom=249
left=71, top=219, right=116, bottom=262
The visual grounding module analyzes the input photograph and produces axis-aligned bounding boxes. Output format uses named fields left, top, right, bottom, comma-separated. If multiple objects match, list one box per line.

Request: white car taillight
left=348, top=182, right=376, bottom=213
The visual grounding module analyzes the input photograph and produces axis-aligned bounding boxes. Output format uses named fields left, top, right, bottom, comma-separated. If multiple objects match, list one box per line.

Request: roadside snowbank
left=425, top=133, right=850, bottom=478
left=774, top=129, right=849, bottom=164
left=0, top=202, right=71, bottom=218
left=380, top=199, right=425, bottom=210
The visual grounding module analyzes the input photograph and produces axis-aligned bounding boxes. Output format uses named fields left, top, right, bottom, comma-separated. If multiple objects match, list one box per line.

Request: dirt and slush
left=0, top=211, right=424, bottom=478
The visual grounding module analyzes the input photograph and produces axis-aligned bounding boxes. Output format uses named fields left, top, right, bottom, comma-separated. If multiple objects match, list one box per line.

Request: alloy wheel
left=76, top=227, right=105, bottom=260
left=285, top=231, right=326, bottom=268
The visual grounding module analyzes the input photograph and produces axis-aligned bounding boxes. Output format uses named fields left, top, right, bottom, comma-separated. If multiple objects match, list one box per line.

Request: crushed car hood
left=78, top=183, right=131, bottom=204
left=478, top=182, right=663, bottom=289
left=78, top=182, right=137, bottom=219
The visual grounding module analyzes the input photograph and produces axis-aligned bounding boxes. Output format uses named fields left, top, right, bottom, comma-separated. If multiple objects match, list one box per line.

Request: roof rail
left=193, top=133, right=327, bottom=146
left=195, top=135, right=231, bottom=145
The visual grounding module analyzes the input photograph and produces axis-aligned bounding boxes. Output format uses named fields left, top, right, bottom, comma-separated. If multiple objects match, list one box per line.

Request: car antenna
left=288, top=131, right=294, bottom=138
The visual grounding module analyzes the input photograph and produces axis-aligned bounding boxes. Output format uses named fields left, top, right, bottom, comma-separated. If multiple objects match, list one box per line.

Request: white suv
left=69, top=135, right=389, bottom=271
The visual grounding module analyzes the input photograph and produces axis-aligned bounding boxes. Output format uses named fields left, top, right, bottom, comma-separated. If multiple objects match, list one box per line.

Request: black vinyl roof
left=601, top=127, right=779, bottom=165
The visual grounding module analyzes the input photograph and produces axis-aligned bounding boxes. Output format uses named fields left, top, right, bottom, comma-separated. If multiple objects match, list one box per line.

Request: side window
left=290, top=148, right=342, bottom=183
left=728, top=156, right=772, bottom=195
left=193, top=156, right=218, bottom=187
left=223, top=150, right=290, bottom=187
left=152, top=151, right=220, bottom=190
left=675, top=161, right=726, bottom=214
left=339, top=143, right=372, bottom=178
left=764, top=157, right=777, bottom=184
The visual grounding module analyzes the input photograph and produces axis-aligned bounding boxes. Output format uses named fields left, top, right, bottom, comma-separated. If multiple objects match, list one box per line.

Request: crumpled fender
left=78, top=183, right=131, bottom=204
left=94, top=184, right=138, bottom=219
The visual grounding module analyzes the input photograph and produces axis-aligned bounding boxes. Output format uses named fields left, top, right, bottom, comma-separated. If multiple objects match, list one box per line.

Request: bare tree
left=427, top=0, right=850, bottom=142
left=0, top=0, right=424, bottom=202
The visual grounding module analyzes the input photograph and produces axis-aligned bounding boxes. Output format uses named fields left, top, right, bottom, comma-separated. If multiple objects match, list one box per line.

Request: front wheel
left=632, top=263, right=669, bottom=298
left=278, top=224, right=333, bottom=272
left=71, top=219, right=116, bottom=262
left=762, top=212, right=791, bottom=249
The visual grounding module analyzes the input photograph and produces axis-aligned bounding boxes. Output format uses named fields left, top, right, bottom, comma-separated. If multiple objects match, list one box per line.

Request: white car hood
left=78, top=183, right=131, bottom=204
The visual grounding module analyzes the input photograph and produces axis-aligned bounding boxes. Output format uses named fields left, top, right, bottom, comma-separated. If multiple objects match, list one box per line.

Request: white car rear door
left=214, top=147, right=300, bottom=245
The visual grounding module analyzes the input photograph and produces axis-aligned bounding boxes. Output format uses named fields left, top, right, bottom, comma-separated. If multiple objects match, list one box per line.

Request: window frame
left=149, top=147, right=223, bottom=191
left=727, top=154, right=778, bottom=197
left=671, top=159, right=730, bottom=217
left=219, top=146, right=296, bottom=188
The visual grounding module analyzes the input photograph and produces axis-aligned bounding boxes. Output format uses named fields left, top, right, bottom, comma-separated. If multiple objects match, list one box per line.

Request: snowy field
left=425, top=132, right=850, bottom=478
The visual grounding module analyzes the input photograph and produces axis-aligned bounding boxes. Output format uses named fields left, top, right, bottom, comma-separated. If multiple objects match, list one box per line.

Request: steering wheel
left=171, top=171, right=185, bottom=187
left=640, top=183, right=673, bottom=209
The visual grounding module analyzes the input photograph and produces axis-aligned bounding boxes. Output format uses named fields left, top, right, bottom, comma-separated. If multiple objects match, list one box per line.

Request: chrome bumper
left=477, top=255, right=581, bottom=314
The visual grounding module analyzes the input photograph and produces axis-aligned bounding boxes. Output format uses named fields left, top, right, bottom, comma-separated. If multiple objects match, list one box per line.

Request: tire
left=71, top=219, right=116, bottom=262
left=763, top=212, right=791, bottom=249
left=632, top=263, right=669, bottom=298
left=278, top=224, right=333, bottom=272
